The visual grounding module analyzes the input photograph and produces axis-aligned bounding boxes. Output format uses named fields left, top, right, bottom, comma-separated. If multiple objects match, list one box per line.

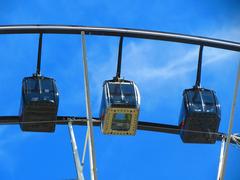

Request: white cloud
left=87, top=25, right=240, bottom=116
left=89, top=25, right=240, bottom=91
left=122, top=29, right=240, bottom=82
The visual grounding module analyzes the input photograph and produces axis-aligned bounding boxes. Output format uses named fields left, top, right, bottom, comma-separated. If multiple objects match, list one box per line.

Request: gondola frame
left=179, top=88, right=221, bottom=144
left=100, top=79, right=140, bottom=135
left=20, top=75, right=59, bottom=132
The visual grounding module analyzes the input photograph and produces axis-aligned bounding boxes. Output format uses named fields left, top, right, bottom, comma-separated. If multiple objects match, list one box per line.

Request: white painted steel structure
left=217, top=62, right=240, bottom=180
left=68, top=120, right=85, bottom=180
left=81, top=31, right=98, bottom=180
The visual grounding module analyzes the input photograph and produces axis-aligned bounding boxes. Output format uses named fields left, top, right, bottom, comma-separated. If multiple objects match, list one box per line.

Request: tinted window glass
left=187, top=91, right=202, bottom=112
left=26, top=79, right=54, bottom=93
left=111, top=113, right=131, bottom=131
left=108, top=83, right=136, bottom=106
left=41, top=79, right=54, bottom=93
left=202, top=90, right=216, bottom=113
left=186, top=90, right=216, bottom=113
left=188, top=91, right=201, bottom=104
left=109, top=84, right=121, bottom=96
left=202, top=91, right=214, bottom=105
left=26, top=79, right=40, bottom=93
left=24, top=78, right=55, bottom=102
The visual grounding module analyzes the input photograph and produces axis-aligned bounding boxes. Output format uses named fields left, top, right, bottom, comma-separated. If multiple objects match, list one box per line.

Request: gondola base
left=20, top=102, right=57, bottom=132
left=101, top=107, right=139, bottom=135
left=180, top=112, right=220, bottom=144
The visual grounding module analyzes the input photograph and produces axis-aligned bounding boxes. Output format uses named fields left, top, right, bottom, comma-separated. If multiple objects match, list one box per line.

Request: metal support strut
left=217, top=61, right=240, bottom=180
left=195, top=45, right=204, bottom=88
left=36, top=33, right=43, bottom=75
left=115, top=36, right=123, bottom=80
left=217, top=136, right=226, bottom=180
left=81, top=31, right=98, bottom=180
left=68, top=120, right=85, bottom=180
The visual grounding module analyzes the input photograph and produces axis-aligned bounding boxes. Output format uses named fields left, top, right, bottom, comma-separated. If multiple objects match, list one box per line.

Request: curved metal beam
left=0, top=25, right=239, bottom=52
left=0, top=116, right=227, bottom=143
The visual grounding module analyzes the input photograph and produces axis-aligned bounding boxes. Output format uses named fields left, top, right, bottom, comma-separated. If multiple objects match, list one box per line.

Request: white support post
left=81, top=128, right=89, bottom=167
left=81, top=31, right=98, bottom=180
left=68, top=120, right=85, bottom=180
left=217, top=61, right=240, bottom=180
left=217, top=137, right=226, bottom=180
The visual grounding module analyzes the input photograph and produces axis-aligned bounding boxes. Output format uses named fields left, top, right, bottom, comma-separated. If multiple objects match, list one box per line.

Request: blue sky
left=0, top=0, right=239, bottom=180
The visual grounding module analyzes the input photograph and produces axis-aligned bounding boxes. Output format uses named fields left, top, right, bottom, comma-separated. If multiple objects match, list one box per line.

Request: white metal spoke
left=217, top=137, right=226, bottom=180
left=68, top=120, right=85, bottom=180
left=217, top=61, right=240, bottom=180
left=81, top=128, right=89, bottom=167
left=81, top=31, right=98, bottom=180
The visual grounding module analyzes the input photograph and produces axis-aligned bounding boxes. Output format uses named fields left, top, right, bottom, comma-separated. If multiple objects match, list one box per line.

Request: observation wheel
left=0, top=25, right=239, bottom=180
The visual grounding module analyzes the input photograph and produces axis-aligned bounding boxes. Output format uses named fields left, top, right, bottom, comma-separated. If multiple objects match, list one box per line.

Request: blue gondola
left=179, top=88, right=221, bottom=143
left=179, top=46, right=221, bottom=143
left=20, top=75, right=59, bottom=132
left=99, top=79, right=140, bottom=135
